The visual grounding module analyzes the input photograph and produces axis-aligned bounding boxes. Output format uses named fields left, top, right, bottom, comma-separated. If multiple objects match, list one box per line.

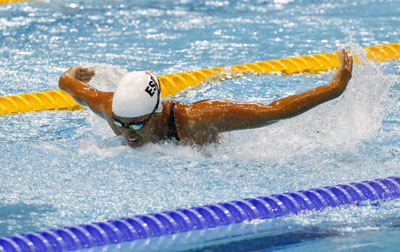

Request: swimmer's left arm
left=186, top=49, right=353, bottom=133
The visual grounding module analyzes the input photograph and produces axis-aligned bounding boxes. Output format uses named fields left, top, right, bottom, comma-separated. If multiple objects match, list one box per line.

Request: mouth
left=128, top=137, right=139, bottom=143
left=126, top=136, right=144, bottom=148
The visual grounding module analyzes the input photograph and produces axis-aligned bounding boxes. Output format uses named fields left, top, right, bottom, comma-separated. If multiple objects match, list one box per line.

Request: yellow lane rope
left=1, top=42, right=399, bottom=115
left=0, top=0, right=32, bottom=4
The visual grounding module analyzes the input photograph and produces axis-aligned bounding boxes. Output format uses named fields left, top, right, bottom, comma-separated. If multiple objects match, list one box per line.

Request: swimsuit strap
left=167, top=102, right=180, bottom=141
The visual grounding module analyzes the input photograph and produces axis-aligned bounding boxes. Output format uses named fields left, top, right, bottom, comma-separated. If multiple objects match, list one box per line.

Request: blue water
left=1, top=0, right=400, bottom=251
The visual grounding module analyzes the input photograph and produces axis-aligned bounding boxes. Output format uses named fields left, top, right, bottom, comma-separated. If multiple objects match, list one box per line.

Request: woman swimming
left=59, top=49, right=353, bottom=148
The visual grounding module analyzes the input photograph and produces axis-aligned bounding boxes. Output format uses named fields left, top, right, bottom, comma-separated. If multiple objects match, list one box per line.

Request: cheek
left=142, top=123, right=156, bottom=139
left=135, top=127, right=152, bottom=138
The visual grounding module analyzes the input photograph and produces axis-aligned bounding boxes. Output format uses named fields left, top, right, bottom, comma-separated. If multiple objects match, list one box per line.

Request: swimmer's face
left=112, top=113, right=156, bottom=148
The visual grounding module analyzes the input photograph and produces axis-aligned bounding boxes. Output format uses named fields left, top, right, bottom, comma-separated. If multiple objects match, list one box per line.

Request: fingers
left=348, top=56, right=353, bottom=73
left=338, top=48, right=347, bottom=65
left=338, top=48, right=353, bottom=72
left=75, top=66, right=95, bottom=82
left=65, top=66, right=95, bottom=83
left=77, top=66, right=94, bottom=75
left=342, top=50, right=352, bottom=72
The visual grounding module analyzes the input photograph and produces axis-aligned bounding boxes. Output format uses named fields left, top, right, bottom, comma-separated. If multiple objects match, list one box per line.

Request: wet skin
left=59, top=49, right=353, bottom=147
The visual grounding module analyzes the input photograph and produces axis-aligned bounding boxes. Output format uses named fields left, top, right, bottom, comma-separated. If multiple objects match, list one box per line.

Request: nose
left=123, top=130, right=138, bottom=138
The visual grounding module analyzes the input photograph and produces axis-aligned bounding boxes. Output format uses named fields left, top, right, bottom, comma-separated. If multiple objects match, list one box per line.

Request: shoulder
left=161, top=99, right=188, bottom=112
left=102, top=92, right=114, bottom=113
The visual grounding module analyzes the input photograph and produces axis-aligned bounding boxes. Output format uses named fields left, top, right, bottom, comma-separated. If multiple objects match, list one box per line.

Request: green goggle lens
left=128, top=124, right=143, bottom=130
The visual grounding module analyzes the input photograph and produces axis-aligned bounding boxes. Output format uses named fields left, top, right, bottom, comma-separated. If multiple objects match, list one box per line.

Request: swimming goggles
left=112, top=115, right=153, bottom=130
left=112, top=73, right=161, bottom=131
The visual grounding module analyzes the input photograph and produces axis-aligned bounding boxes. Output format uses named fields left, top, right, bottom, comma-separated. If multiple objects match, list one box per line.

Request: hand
left=331, top=49, right=353, bottom=88
left=66, top=66, right=95, bottom=83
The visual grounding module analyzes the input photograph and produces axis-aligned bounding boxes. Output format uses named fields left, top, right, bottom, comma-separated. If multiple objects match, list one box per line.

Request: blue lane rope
left=1, top=176, right=400, bottom=252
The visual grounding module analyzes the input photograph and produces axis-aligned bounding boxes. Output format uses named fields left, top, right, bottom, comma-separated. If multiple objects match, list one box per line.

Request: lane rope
left=1, top=42, right=399, bottom=115
left=0, top=0, right=32, bottom=4
left=1, top=176, right=399, bottom=251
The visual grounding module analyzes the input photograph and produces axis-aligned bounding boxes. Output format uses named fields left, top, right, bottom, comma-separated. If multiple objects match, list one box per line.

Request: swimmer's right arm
left=58, top=66, right=113, bottom=118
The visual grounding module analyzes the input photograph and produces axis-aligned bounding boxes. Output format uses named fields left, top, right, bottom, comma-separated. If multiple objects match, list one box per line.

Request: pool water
left=1, top=0, right=400, bottom=251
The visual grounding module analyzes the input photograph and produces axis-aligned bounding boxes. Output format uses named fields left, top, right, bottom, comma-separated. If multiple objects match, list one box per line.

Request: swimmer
left=59, top=49, right=353, bottom=148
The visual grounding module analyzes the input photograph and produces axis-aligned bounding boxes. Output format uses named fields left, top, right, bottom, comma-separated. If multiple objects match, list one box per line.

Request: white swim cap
left=112, top=71, right=162, bottom=118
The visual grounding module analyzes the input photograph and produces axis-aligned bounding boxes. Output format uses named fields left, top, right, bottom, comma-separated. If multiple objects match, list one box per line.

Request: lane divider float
left=1, top=176, right=400, bottom=251
left=0, top=0, right=31, bottom=4
left=1, top=42, right=399, bottom=115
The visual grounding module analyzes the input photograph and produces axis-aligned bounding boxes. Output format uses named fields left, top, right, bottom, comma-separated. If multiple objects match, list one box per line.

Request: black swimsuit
left=167, top=102, right=180, bottom=141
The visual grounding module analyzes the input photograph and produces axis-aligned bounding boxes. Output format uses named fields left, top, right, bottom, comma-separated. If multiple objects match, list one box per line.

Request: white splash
left=217, top=43, right=398, bottom=162
left=87, top=64, right=128, bottom=92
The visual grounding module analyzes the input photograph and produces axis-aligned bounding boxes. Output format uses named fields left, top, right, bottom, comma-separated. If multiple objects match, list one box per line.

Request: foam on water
left=211, top=44, right=398, bottom=165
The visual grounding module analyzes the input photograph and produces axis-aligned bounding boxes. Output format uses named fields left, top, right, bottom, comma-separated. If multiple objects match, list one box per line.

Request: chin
left=127, top=141, right=140, bottom=148
left=126, top=138, right=150, bottom=148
